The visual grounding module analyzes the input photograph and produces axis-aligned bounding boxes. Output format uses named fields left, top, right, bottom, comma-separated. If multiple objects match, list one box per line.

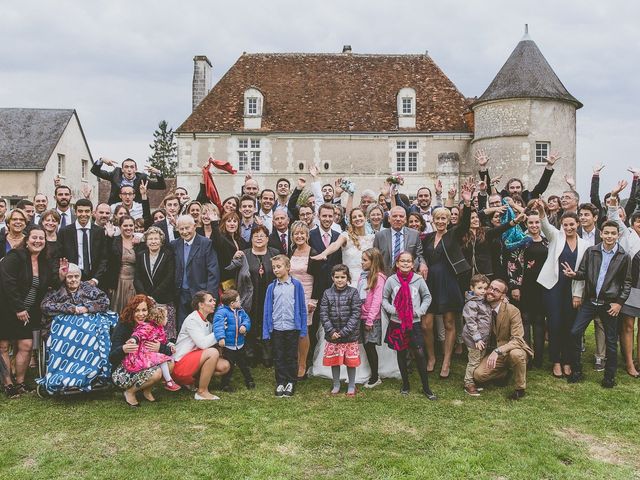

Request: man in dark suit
left=57, top=199, right=108, bottom=286
left=153, top=194, right=181, bottom=243
left=91, top=157, right=166, bottom=205
left=171, top=214, right=220, bottom=332
left=54, top=185, right=76, bottom=230
left=308, top=203, right=343, bottom=357
left=268, top=208, right=292, bottom=256
left=373, top=206, right=427, bottom=277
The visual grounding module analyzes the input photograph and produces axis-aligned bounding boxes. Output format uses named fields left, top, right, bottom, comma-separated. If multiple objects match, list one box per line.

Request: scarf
left=393, top=271, right=414, bottom=332
left=202, top=158, right=237, bottom=210
left=500, top=199, right=532, bottom=252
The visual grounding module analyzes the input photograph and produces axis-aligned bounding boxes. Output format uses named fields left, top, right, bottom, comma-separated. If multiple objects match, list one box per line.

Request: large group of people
left=0, top=151, right=638, bottom=405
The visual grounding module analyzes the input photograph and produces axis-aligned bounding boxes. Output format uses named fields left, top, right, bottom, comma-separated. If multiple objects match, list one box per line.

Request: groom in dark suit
left=374, top=206, right=427, bottom=277
left=57, top=199, right=108, bottom=286
left=171, top=214, right=220, bottom=331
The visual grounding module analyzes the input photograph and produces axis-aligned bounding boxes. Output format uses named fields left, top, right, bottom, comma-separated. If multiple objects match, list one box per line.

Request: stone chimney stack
left=192, top=55, right=212, bottom=111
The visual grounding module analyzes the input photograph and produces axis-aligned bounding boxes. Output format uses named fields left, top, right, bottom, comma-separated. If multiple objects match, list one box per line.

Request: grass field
left=2, top=327, right=640, bottom=480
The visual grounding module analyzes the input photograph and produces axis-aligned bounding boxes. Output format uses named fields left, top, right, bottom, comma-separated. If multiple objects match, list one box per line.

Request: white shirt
left=57, top=209, right=72, bottom=230
left=580, top=227, right=597, bottom=247
left=111, top=201, right=143, bottom=220
left=164, top=219, right=176, bottom=242
left=259, top=209, right=273, bottom=233
left=173, top=311, right=217, bottom=361
left=74, top=220, right=91, bottom=271
left=275, top=229, right=289, bottom=252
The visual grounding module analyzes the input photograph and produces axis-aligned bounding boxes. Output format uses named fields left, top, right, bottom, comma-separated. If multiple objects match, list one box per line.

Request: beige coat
left=493, top=302, right=534, bottom=359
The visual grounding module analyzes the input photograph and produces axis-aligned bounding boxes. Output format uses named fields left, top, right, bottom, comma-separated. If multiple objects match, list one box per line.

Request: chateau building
left=176, top=29, right=581, bottom=200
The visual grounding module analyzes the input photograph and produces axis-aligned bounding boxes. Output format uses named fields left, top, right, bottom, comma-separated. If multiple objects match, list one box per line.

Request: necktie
left=81, top=228, right=91, bottom=275
left=489, top=310, right=498, bottom=350
left=60, top=213, right=67, bottom=228
left=182, top=242, right=191, bottom=288
left=280, top=233, right=287, bottom=253
left=322, top=232, right=330, bottom=248
left=393, top=231, right=402, bottom=263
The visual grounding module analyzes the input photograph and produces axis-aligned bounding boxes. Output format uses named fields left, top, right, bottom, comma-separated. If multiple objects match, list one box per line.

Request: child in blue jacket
left=214, top=289, right=255, bottom=391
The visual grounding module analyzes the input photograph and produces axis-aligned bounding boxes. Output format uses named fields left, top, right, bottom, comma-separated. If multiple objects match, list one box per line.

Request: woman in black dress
left=213, top=211, right=248, bottom=290
left=506, top=210, right=549, bottom=367
left=230, top=225, right=279, bottom=367
left=421, top=187, right=472, bottom=378
left=0, top=226, right=51, bottom=397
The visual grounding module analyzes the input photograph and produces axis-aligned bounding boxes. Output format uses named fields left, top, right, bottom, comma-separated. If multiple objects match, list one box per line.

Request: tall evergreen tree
left=148, top=120, right=177, bottom=177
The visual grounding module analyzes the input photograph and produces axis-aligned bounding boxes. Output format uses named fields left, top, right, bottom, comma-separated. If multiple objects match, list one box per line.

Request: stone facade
left=471, top=99, right=576, bottom=195
left=192, top=56, right=212, bottom=112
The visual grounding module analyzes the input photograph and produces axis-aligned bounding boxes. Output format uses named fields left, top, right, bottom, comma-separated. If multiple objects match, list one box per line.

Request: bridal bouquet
left=339, top=178, right=356, bottom=195
left=386, top=174, right=405, bottom=186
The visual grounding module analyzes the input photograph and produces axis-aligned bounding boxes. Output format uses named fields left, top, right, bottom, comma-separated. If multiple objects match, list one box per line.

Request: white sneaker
left=275, top=384, right=285, bottom=397
left=194, top=392, right=220, bottom=401
left=283, top=382, right=294, bottom=397
left=364, top=378, right=382, bottom=389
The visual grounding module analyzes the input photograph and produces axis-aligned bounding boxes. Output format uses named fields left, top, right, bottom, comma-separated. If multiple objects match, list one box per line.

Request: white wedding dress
left=310, top=232, right=401, bottom=382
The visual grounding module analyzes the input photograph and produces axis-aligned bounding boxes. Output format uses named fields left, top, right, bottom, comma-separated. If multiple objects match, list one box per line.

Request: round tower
left=471, top=26, right=582, bottom=195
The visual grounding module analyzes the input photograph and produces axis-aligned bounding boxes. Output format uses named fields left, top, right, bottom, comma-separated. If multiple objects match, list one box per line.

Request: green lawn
left=2, top=326, right=640, bottom=480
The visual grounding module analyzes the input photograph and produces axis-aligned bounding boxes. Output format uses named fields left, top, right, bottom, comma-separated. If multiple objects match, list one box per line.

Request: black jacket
left=0, top=248, right=52, bottom=327
left=319, top=285, right=362, bottom=343
left=134, top=247, right=175, bottom=304
left=422, top=204, right=472, bottom=276
left=91, top=162, right=166, bottom=205
left=268, top=228, right=293, bottom=256
left=481, top=167, right=554, bottom=205
left=572, top=243, right=632, bottom=305
left=57, top=223, right=109, bottom=285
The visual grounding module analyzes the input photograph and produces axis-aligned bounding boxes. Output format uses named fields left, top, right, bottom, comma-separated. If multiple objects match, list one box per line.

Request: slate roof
left=0, top=108, right=91, bottom=170
left=475, top=35, right=582, bottom=108
left=178, top=53, right=471, bottom=134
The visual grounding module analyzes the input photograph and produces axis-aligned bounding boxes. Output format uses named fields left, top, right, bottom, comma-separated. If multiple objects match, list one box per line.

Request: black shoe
left=296, top=374, right=308, bottom=382
left=4, top=384, right=20, bottom=399
left=221, top=385, right=235, bottom=393
left=567, top=372, right=583, bottom=384
left=246, top=381, right=256, bottom=390
left=509, top=389, right=526, bottom=400
left=16, top=382, right=34, bottom=394
left=422, top=389, right=438, bottom=401
left=275, top=384, right=285, bottom=397
left=601, top=377, right=615, bottom=389
left=283, top=382, right=294, bottom=397
left=400, top=385, right=410, bottom=396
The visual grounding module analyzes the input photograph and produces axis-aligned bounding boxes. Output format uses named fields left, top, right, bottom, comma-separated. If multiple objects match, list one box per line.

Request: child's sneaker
left=163, top=380, right=181, bottom=392
left=275, top=384, right=285, bottom=397
left=283, top=382, right=294, bottom=397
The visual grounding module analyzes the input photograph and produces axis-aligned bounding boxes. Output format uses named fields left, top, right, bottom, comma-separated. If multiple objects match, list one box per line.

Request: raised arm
left=529, top=152, right=560, bottom=199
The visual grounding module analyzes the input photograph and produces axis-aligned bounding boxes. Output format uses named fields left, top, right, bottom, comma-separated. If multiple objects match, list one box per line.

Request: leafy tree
left=148, top=120, right=177, bottom=177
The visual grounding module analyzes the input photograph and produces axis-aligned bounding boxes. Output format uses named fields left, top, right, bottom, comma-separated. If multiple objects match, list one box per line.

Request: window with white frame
left=247, top=97, right=258, bottom=115
left=396, top=140, right=418, bottom=172
left=57, top=154, right=66, bottom=176
left=535, top=142, right=550, bottom=164
left=238, top=138, right=261, bottom=171
left=81, top=159, right=88, bottom=180
left=402, top=97, right=413, bottom=115
left=244, top=88, right=263, bottom=117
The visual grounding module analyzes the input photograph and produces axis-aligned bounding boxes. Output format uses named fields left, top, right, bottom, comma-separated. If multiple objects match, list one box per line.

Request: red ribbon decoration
left=202, top=158, right=236, bottom=209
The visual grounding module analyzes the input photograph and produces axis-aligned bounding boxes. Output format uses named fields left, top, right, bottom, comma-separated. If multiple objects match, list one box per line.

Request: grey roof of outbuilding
left=0, top=108, right=91, bottom=170
left=475, top=35, right=583, bottom=108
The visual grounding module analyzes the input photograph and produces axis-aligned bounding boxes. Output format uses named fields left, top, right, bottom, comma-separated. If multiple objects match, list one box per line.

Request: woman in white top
left=535, top=200, right=587, bottom=378
left=173, top=291, right=230, bottom=400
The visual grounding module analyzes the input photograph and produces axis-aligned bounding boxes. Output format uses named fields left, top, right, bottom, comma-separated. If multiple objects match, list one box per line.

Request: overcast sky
left=1, top=0, right=637, bottom=198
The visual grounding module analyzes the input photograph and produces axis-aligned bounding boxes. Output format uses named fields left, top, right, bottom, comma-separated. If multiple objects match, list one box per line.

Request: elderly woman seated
left=41, top=262, right=110, bottom=317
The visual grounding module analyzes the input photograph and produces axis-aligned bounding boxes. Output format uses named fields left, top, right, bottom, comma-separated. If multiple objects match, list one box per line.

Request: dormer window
left=397, top=87, right=416, bottom=128
left=244, top=88, right=263, bottom=129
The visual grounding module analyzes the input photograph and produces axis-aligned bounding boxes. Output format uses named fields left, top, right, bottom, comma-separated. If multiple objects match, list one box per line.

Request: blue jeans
left=571, top=302, right=619, bottom=380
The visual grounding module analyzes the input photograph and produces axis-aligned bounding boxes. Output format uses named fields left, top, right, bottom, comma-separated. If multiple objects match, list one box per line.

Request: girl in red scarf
left=382, top=252, right=437, bottom=400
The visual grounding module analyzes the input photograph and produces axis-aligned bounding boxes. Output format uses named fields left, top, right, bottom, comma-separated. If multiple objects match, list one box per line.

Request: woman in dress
left=107, top=216, right=142, bottom=313
left=506, top=210, right=549, bottom=367
left=535, top=200, right=587, bottom=378
left=110, top=295, right=173, bottom=406
left=0, top=226, right=51, bottom=397
left=421, top=186, right=472, bottom=378
left=0, top=209, right=28, bottom=260
left=212, top=211, right=248, bottom=290
left=288, top=221, right=322, bottom=379
left=230, top=225, right=280, bottom=367
left=134, top=226, right=177, bottom=339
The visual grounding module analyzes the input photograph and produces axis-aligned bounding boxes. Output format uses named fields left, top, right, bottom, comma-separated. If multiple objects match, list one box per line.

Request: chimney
left=342, top=45, right=352, bottom=54
left=192, top=55, right=212, bottom=111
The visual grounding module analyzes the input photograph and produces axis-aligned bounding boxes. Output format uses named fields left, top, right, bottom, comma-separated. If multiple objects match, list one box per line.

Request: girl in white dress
left=311, top=208, right=400, bottom=381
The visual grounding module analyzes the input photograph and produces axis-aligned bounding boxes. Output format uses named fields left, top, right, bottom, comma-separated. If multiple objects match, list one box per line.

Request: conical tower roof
left=475, top=27, right=582, bottom=108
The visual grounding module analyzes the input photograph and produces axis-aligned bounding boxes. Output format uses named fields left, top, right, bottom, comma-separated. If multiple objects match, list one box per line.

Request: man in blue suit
left=172, top=215, right=220, bottom=332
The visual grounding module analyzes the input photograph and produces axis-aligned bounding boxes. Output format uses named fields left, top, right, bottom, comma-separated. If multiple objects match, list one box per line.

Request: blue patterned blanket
left=36, top=312, right=118, bottom=394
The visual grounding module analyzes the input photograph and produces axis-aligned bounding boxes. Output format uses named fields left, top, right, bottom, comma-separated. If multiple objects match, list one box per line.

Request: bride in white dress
left=310, top=207, right=400, bottom=382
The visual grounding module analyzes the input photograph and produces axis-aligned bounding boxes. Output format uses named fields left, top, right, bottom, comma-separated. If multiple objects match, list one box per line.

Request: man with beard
left=55, top=185, right=75, bottom=230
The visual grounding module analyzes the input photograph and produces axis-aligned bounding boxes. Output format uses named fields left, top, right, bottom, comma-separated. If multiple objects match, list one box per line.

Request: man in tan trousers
left=473, top=279, right=533, bottom=400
